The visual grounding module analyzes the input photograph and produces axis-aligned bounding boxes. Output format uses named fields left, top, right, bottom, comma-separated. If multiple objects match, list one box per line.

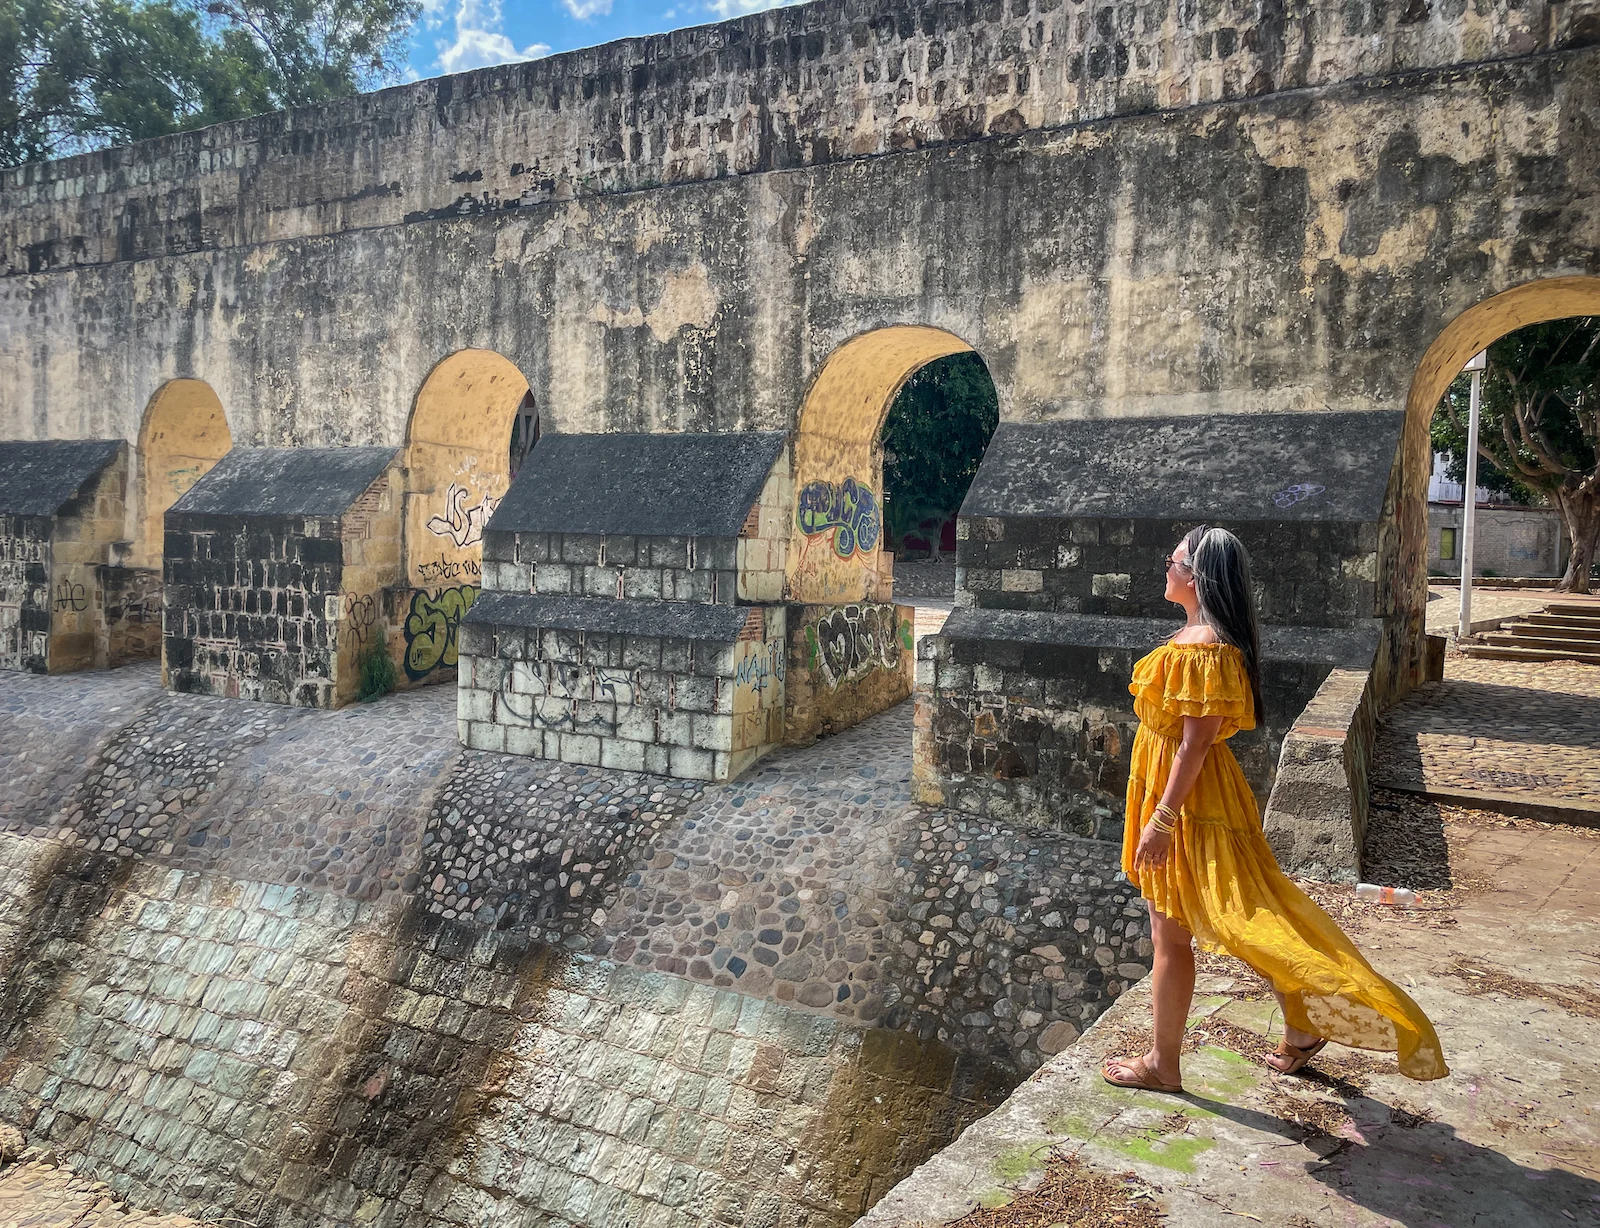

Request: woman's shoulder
left=1169, top=624, right=1224, bottom=647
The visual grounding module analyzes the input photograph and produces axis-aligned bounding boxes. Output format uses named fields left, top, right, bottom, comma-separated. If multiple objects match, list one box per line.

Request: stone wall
left=457, top=599, right=787, bottom=781
left=1261, top=666, right=1378, bottom=883
left=162, top=459, right=401, bottom=709
left=0, top=0, right=1569, bottom=275
left=784, top=602, right=914, bottom=744
left=1428, top=502, right=1570, bottom=579
left=101, top=565, right=163, bottom=668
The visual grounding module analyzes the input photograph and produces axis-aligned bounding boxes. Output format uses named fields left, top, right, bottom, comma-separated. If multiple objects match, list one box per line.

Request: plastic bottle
left=1355, top=883, right=1418, bottom=907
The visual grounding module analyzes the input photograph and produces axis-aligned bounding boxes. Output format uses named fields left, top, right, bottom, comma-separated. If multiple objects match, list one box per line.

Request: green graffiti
left=404, top=584, right=477, bottom=681
left=899, top=612, right=914, bottom=651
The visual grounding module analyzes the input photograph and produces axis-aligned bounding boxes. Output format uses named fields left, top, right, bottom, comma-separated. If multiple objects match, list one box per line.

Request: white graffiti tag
left=426, top=483, right=501, bottom=549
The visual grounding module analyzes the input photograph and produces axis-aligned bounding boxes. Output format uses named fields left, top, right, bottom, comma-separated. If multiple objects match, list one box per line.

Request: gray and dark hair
left=1178, top=525, right=1264, bottom=724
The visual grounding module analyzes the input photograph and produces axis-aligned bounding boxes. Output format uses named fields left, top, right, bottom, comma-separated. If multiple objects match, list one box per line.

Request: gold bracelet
left=1153, top=803, right=1180, bottom=825
left=1148, top=812, right=1175, bottom=834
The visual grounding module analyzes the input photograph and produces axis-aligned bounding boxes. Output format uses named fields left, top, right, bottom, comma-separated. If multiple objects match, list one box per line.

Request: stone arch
left=1396, top=275, right=1600, bottom=685
left=134, top=379, right=233, bottom=570
left=788, top=326, right=977, bottom=604
left=403, top=349, right=535, bottom=591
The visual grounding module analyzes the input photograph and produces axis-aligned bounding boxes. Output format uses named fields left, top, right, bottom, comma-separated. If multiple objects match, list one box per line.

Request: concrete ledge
left=1261, top=667, right=1376, bottom=883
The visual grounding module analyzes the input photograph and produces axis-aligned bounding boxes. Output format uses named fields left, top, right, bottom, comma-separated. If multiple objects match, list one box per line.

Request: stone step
left=1481, top=630, right=1600, bottom=653
left=1503, top=619, right=1600, bottom=642
left=1461, top=642, right=1600, bottom=665
left=1522, top=613, right=1600, bottom=633
left=1545, top=602, right=1600, bottom=620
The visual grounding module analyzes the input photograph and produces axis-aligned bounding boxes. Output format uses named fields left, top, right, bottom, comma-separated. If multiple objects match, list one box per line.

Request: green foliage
left=2, top=0, right=419, bottom=166
left=357, top=634, right=396, bottom=703
left=881, top=352, right=1000, bottom=550
left=1430, top=317, right=1598, bottom=504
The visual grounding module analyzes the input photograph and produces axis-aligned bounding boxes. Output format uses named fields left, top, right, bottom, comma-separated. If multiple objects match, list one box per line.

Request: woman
left=1102, top=526, right=1447, bottom=1092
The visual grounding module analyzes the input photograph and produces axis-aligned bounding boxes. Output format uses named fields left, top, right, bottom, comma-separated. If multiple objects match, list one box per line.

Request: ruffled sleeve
left=1130, top=643, right=1255, bottom=730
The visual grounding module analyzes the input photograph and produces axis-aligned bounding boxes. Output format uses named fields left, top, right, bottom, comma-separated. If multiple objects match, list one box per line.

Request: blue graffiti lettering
left=796, top=477, right=881, bottom=558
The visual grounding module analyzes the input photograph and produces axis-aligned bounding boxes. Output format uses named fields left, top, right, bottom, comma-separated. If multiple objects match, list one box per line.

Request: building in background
left=1427, top=453, right=1569, bottom=578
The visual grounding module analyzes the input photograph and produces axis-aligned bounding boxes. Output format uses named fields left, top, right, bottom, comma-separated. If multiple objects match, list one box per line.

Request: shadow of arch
left=789, top=326, right=978, bottom=604
left=400, top=350, right=534, bottom=684
left=133, top=379, right=232, bottom=571
left=1396, top=276, right=1600, bottom=686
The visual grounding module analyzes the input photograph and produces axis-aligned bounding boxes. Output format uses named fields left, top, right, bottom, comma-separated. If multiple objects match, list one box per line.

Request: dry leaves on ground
left=941, top=1152, right=1166, bottom=1228
left=1446, top=959, right=1600, bottom=1020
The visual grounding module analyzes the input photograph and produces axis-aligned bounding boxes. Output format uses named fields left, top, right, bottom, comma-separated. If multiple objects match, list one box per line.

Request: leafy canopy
left=881, top=352, right=1000, bottom=548
left=2, top=0, right=419, bottom=166
left=1430, top=317, right=1599, bottom=504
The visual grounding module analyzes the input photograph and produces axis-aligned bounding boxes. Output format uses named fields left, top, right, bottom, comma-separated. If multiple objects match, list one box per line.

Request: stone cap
left=170, top=446, right=398, bottom=517
left=0, top=438, right=123, bottom=517
left=488, top=431, right=787, bottom=538
left=465, top=590, right=754, bottom=641
left=961, top=411, right=1405, bottom=523
left=940, top=608, right=1382, bottom=669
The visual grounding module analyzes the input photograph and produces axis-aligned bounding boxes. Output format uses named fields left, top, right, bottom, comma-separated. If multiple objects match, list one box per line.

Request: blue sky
left=405, top=0, right=804, bottom=79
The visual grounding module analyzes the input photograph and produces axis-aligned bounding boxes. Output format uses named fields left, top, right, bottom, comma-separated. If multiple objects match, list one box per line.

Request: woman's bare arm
left=1134, top=713, right=1224, bottom=872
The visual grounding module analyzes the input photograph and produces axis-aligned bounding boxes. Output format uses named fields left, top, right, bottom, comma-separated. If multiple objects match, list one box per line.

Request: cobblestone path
left=1374, top=653, right=1600, bottom=810
left=1424, top=585, right=1553, bottom=635
left=0, top=1161, right=213, bottom=1226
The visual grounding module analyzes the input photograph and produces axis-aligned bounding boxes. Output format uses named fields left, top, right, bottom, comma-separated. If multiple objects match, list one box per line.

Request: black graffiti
left=343, top=592, right=377, bottom=649
left=812, top=604, right=902, bottom=688
left=53, top=581, right=88, bottom=612
left=417, top=557, right=481, bottom=584
left=497, top=663, right=637, bottom=732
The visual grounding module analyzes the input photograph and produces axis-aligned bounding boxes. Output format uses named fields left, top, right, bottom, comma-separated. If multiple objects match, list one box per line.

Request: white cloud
left=436, top=0, right=552, bottom=74
left=563, top=0, right=614, bottom=17
left=704, top=0, right=800, bottom=18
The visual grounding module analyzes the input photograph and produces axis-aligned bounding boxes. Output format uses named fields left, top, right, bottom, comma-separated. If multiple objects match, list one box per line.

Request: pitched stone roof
left=962, top=411, right=1406, bottom=523
left=171, top=447, right=398, bottom=517
left=489, top=431, right=787, bottom=539
left=0, top=439, right=123, bottom=517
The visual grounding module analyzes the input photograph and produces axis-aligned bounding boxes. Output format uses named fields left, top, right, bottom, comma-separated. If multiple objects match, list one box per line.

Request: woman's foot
left=1264, top=1037, right=1328, bottom=1075
left=1102, top=1052, right=1184, bottom=1093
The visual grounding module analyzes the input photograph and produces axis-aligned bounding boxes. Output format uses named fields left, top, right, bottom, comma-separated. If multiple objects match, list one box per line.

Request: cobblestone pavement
left=1374, top=653, right=1600, bottom=806
left=1424, top=585, right=1554, bottom=635
left=0, top=1160, right=213, bottom=1226
left=0, top=664, right=162, bottom=836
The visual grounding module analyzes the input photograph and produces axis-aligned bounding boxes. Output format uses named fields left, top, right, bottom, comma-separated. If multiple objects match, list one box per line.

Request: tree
left=1, top=0, right=418, bottom=166
left=881, top=353, right=1000, bottom=555
left=1431, top=316, right=1600, bottom=592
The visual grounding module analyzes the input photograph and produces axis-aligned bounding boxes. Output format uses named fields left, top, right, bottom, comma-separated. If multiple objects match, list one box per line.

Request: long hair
left=1179, top=525, right=1264, bottom=725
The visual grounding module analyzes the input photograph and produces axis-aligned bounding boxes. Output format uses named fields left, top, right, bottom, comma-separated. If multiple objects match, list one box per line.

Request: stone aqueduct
left=1, top=0, right=1598, bottom=840
left=0, top=1, right=1598, bottom=1223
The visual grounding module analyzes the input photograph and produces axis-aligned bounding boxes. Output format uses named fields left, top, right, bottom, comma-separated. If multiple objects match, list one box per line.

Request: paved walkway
left=1373, top=654, right=1600, bottom=816
left=860, top=804, right=1600, bottom=1227
left=1424, top=585, right=1554, bottom=636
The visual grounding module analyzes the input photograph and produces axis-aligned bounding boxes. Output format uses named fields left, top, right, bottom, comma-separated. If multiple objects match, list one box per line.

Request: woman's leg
left=1265, top=990, right=1325, bottom=1071
left=1147, top=904, right=1195, bottom=1083
left=1106, top=903, right=1193, bottom=1086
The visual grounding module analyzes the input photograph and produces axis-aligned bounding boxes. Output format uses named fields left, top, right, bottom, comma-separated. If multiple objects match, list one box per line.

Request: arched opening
left=788, top=326, right=980, bottom=604
left=401, top=349, right=534, bottom=683
left=134, top=379, right=232, bottom=570
left=1399, top=277, right=1600, bottom=683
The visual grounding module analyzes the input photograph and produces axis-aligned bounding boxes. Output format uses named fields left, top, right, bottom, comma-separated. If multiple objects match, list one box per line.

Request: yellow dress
left=1123, top=641, right=1448, bottom=1081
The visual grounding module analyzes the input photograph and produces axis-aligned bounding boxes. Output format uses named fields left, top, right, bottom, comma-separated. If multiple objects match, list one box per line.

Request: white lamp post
left=1458, top=349, right=1488, bottom=640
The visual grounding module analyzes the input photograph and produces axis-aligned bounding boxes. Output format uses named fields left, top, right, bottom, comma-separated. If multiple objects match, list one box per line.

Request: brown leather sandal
left=1101, top=1054, right=1184, bottom=1094
left=1266, top=1038, right=1328, bottom=1074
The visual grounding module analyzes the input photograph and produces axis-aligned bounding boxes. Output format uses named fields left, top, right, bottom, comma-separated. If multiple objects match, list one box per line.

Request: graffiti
left=1272, top=482, right=1326, bottom=509
left=797, top=477, right=881, bottom=558
left=403, top=584, right=477, bottom=681
left=52, top=581, right=88, bottom=612
left=733, top=640, right=786, bottom=700
left=808, top=604, right=904, bottom=688
left=426, top=483, right=501, bottom=549
left=416, top=556, right=481, bottom=584
left=342, top=592, right=376, bottom=649
left=497, top=663, right=635, bottom=732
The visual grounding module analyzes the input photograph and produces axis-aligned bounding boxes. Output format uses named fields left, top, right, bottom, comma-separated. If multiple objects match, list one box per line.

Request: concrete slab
left=857, top=816, right=1600, bottom=1228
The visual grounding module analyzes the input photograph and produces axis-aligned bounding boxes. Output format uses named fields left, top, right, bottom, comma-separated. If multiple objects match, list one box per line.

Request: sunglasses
left=1163, top=554, right=1192, bottom=573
